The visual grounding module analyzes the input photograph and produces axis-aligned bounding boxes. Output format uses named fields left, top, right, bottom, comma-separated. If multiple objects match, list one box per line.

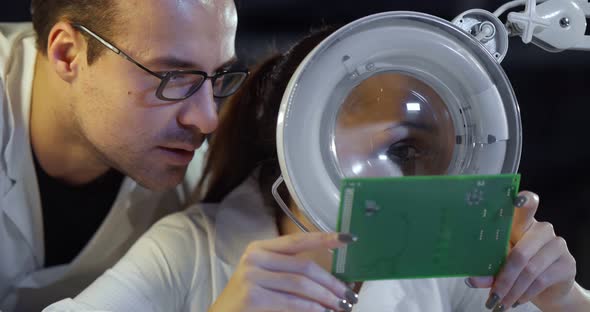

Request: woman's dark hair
left=197, top=27, right=337, bottom=208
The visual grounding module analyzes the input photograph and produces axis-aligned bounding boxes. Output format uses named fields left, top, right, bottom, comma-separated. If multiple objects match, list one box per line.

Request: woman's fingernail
left=486, top=293, right=501, bottom=309
left=493, top=304, right=506, bottom=312
left=338, top=233, right=358, bottom=244
left=512, top=301, right=520, bottom=308
left=464, top=278, right=475, bottom=288
left=514, top=195, right=528, bottom=208
left=338, top=299, right=353, bottom=312
left=345, top=288, right=359, bottom=304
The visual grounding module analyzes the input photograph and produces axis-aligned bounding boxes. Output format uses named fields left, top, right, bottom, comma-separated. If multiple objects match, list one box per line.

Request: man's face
left=71, top=0, right=237, bottom=190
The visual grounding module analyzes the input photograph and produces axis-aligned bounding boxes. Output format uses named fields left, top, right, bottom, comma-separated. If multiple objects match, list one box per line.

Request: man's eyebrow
left=146, top=56, right=239, bottom=72
left=146, top=56, right=198, bottom=69
left=218, top=56, right=239, bottom=70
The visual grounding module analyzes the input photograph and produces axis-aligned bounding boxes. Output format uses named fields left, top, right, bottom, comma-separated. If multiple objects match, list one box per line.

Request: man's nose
left=176, top=81, right=219, bottom=134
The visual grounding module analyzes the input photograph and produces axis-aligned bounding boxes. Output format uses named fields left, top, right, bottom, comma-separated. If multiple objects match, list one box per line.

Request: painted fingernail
left=493, top=304, right=506, bottom=312
left=338, top=233, right=358, bottom=244
left=338, top=299, right=353, bottom=312
left=512, top=302, right=520, bottom=308
left=486, top=293, right=500, bottom=309
left=514, top=195, right=528, bottom=208
left=464, top=278, right=475, bottom=288
left=345, top=288, right=359, bottom=304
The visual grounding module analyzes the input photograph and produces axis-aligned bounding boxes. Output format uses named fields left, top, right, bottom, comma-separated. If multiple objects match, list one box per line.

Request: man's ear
left=46, top=21, right=87, bottom=83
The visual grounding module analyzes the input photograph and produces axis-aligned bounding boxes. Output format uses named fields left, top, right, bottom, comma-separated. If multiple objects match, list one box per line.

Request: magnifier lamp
left=272, top=0, right=590, bottom=233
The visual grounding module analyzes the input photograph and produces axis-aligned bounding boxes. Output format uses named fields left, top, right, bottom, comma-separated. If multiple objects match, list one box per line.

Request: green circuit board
left=332, top=174, right=520, bottom=282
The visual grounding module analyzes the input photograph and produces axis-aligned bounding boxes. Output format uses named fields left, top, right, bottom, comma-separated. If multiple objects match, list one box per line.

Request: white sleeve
left=43, top=211, right=208, bottom=312
left=43, top=298, right=108, bottom=311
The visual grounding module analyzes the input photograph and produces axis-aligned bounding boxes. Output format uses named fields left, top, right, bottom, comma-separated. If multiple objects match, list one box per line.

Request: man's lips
left=160, top=142, right=202, bottom=152
left=157, top=142, right=202, bottom=165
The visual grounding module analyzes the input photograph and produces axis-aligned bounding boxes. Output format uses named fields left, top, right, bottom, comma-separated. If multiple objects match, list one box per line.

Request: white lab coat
left=44, top=175, right=540, bottom=312
left=0, top=23, right=206, bottom=311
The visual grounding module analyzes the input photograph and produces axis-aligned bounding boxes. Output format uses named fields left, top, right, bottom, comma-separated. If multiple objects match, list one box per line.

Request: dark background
left=3, top=0, right=589, bottom=288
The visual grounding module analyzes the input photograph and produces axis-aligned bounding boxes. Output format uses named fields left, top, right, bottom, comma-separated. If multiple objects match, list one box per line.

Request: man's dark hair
left=31, top=0, right=118, bottom=64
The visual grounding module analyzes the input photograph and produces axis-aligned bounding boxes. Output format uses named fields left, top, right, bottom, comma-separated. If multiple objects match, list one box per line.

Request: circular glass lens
left=334, top=72, right=456, bottom=177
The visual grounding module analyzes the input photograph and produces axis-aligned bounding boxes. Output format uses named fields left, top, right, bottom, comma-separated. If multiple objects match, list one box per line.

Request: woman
left=45, top=28, right=589, bottom=312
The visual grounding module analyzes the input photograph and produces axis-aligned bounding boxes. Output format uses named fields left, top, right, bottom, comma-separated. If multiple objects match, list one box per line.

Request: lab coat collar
left=1, top=33, right=43, bottom=265
left=2, top=26, right=36, bottom=185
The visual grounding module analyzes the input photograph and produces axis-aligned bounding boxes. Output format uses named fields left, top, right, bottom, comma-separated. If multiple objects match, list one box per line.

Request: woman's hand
left=467, top=191, right=588, bottom=311
left=209, top=232, right=359, bottom=312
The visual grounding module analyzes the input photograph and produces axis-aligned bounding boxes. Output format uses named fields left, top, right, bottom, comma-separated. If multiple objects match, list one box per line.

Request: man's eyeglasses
left=72, top=24, right=249, bottom=101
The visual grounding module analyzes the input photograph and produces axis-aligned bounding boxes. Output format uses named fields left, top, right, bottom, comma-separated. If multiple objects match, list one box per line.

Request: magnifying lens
left=273, top=0, right=590, bottom=233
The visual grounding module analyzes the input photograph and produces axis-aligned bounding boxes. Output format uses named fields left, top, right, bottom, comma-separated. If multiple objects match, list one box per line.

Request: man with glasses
left=0, top=0, right=246, bottom=311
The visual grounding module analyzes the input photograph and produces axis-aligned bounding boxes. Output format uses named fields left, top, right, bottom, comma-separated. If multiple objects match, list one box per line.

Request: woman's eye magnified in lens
left=334, top=73, right=456, bottom=177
